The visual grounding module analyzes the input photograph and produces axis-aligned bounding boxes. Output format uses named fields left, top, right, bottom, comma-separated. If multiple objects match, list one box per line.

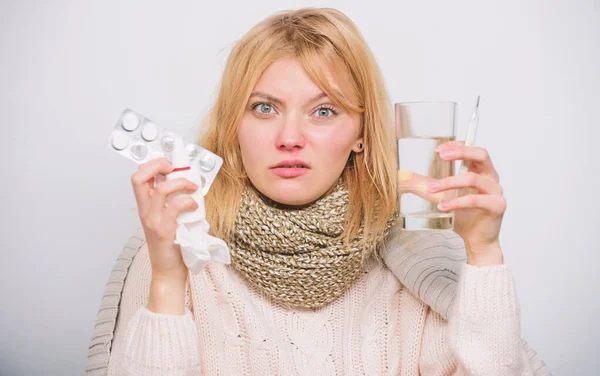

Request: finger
left=149, top=178, right=199, bottom=215
left=398, top=171, right=455, bottom=203
left=437, top=146, right=499, bottom=181
left=435, top=140, right=465, bottom=152
left=164, top=195, right=200, bottom=222
left=439, top=194, right=507, bottom=214
left=131, top=158, right=174, bottom=213
left=428, top=172, right=503, bottom=195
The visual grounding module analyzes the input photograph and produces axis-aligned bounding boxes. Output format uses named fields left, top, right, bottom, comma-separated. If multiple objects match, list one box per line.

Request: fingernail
left=428, top=183, right=440, bottom=191
left=435, top=143, right=453, bottom=152
left=439, top=150, right=456, bottom=158
left=438, top=202, right=450, bottom=210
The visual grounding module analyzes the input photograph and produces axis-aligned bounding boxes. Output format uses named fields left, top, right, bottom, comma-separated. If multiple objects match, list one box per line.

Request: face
left=238, top=57, right=363, bottom=207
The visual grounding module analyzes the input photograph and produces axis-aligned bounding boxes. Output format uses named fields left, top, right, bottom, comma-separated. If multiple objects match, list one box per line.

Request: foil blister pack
left=108, top=109, right=222, bottom=195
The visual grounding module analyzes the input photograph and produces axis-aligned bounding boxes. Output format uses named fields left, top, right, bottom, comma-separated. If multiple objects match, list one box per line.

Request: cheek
left=311, top=122, right=359, bottom=162
left=238, top=118, right=272, bottom=165
left=327, top=138, right=353, bottom=163
left=238, top=125, right=254, bottom=164
left=239, top=115, right=273, bottom=141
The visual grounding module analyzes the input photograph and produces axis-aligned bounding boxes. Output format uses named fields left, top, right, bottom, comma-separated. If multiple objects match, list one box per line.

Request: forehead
left=254, top=58, right=331, bottom=92
left=253, top=57, right=357, bottom=104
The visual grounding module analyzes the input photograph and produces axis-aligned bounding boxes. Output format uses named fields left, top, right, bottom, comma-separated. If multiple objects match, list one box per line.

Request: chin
left=254, top=176, right=322, bottom=207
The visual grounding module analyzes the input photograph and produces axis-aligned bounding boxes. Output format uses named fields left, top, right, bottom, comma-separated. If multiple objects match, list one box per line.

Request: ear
left=352, top=137, right=364, bottom=153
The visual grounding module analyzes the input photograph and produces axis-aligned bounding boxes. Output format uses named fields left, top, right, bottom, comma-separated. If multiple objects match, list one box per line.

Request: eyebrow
left=248, top=90, right=343, bottom=107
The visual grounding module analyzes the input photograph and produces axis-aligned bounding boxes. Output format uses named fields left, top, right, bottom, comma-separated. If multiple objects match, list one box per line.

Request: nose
left=275, top=113, right=306, bottom=151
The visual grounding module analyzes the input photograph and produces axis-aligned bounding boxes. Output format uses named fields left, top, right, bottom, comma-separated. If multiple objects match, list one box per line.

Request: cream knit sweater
left=88, top=228, right=551, bottom=375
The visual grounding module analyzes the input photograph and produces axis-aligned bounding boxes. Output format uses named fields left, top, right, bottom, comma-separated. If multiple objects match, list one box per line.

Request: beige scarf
left=229, top=180, right=395, bottom=309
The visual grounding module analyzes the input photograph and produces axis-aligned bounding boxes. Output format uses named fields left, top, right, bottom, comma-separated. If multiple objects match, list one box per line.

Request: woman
left=102, top=7, right=550, bottom=375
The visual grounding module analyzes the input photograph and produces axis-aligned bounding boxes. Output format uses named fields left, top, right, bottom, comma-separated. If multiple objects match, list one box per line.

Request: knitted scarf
left=229, top=180, right=396, bottom=309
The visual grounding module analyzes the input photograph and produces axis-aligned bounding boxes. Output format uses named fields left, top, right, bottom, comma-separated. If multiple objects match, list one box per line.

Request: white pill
left=111, top=133, right=129, bottom=150
left=199, top=152, right=215, bottom=171
left=131, top=144, right=148, bottom=161
left=186, top=144, right=197, bottom=159
left=121, top=112, right=139, bottom=131
left=141, top=122, right=158, bottom=141
left=161, top=136, right=174, bottom=152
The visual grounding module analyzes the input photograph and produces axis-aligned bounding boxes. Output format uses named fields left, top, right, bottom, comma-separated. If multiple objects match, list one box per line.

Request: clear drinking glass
left=395, top=101, right=457, bottom=230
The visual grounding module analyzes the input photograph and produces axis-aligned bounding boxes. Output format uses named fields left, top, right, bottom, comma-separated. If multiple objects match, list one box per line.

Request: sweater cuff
left=455, top=263, right=520, bottom=322
left=122, top=307, right=200, bottom=375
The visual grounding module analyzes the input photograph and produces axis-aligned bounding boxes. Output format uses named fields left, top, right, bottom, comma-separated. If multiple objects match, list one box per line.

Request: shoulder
left=121, top=228, right=147, bottom=259
left=101, top=228, right=151, bottom=315
left=114, top=229, right=152, bottom=296
left=86, top=229, right=148, bottom=374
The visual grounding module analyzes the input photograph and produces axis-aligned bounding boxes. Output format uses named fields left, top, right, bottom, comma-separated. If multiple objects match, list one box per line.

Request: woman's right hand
left=131, top=158, right=200, bottom=284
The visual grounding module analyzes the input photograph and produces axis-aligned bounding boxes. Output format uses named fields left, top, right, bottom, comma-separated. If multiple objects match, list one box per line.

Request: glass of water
left=395, top=101, right=457, bottom=230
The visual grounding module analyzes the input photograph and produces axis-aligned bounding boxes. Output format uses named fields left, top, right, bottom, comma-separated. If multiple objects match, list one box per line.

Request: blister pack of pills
left=108, top=109, right=223, bottom=196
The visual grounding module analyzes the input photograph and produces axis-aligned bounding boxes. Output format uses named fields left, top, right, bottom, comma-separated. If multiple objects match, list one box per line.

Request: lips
left=270, top=160, right=310, bottom=169
left=270, top=159, right=310, bottom=178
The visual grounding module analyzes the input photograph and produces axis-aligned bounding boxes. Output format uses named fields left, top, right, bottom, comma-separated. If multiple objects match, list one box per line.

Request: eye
left=253, top=103, right=276, bottom=115
left=313, top=106, right=337, bottom=118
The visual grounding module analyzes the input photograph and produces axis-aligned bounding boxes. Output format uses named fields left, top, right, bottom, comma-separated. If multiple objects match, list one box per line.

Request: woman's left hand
left=398, top=141, right=506, bottom=266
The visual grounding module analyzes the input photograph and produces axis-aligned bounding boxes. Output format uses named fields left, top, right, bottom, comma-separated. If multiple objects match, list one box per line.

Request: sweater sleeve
left=106, top=238, right=201, bottom=375
left=418, top=263, right=552, bottom=375
left=381, top=228, right=466, bottom=319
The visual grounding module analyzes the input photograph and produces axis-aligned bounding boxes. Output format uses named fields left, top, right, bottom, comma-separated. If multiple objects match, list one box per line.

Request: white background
left=1, top=0, right=598, bottom=374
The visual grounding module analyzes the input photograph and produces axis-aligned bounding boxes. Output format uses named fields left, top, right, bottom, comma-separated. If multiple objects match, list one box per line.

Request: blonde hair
left=199, top=8, right=398, bottom=251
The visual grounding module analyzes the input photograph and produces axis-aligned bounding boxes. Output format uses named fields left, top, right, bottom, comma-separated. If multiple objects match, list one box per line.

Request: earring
left=357, top=143, right=363, bottom=150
